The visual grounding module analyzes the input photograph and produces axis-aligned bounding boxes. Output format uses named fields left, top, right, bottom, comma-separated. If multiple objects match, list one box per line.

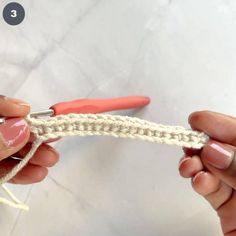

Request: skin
left=1, top=97, right=235, bottom=233
left=0, top=97, right=59, bottom=184
left=179, top=111, right=236, bottom=236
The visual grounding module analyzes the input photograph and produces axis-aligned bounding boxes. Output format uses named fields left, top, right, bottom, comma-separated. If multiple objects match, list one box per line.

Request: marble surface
left=1, top=0, right=236, bottom=235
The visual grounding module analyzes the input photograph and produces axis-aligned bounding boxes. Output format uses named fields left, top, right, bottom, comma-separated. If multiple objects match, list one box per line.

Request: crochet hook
left=29, top=96, right=150, bottom=118
left=0, top=96, right=150, bottom=122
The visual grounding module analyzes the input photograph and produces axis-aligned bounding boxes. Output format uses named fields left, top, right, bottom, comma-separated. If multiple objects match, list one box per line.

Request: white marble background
left=1, top=0, right=236, bottom=235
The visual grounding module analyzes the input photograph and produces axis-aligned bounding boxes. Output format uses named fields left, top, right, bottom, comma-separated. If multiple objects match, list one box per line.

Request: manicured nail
left=205, top=142, right=234, bottom=169
left=178, top=156, right=188, bottom=168
left=0, top=95, right=30, bottom=108
left=192, top=171, right=206, bottom=184
left=0, top=118, right=29, bottom=148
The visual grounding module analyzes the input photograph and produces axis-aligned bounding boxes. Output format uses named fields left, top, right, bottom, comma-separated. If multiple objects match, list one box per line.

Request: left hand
left=0, top=95, right=59, bottom=184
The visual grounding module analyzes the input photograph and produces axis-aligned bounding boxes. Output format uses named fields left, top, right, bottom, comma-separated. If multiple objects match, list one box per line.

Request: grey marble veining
left=1, top=0, right=235, bottom=235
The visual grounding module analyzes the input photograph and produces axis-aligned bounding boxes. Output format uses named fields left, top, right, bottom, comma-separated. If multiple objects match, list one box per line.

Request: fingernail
left=0, top=118, right=29, bottom=148
left=178, top=156, right=188, bottom=168
left=45, top=144, right=59, bottom=156
left=188, top=112, right=198, bottom=124
left=0, top=95, right=30, bottom=108
left=188, top=113, right=194, bottom=124
left=205, top=142, right=234, bottom=169
left=192, top=171, right=205, bottom=184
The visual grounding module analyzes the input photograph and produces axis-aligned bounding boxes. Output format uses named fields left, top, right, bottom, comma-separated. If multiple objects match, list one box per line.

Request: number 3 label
left=2, top=2, right=25, bottom=25
left=10, top=10, right=17, bottom=18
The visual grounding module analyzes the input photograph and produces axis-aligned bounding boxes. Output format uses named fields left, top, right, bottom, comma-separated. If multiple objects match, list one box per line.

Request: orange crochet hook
left=50, top=96, right=150, bottom=115
left=29, top=96, right=150, bottom=117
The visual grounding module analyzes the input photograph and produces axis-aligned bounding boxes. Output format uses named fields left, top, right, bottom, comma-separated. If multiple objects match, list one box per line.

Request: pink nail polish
left=0, top=118, right=29, bottom=147
left=205, top=142, right=234, bottom=169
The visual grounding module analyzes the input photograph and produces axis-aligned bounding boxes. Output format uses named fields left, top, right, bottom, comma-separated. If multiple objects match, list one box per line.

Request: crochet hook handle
left=50, top=96, right=150, bottom=115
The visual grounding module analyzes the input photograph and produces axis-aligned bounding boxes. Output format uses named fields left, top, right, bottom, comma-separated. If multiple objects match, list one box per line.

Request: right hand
left=179, top=111, right=236, bottom=236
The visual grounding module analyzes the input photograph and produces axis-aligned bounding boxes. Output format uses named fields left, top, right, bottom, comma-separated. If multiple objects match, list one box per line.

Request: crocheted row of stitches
left=26, top=114, right=209, bottom=149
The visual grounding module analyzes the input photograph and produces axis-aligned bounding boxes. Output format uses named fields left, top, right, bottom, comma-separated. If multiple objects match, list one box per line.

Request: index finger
left=0, top=95, right=30, bottom=117
left=188, top=111, right=236, bottom=146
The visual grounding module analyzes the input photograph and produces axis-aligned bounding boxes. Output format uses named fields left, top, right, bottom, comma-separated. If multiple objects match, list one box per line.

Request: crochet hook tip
left=29, top=109, right=54, bottom=118
left=0, top=110, right=54, bottom=124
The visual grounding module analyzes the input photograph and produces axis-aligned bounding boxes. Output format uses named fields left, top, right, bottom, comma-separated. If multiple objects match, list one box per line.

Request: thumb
left=201, top=140, right=236, bottom=189
left=0, top=118, right=30, bottom=161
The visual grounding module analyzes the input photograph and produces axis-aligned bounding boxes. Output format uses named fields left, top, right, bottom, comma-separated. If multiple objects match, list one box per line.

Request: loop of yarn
left=0, top=113, right=209, bottom=210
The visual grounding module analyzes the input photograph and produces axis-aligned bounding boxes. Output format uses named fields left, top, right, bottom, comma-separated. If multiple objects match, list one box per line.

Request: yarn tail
left=0, top=184, right=29, bottom=211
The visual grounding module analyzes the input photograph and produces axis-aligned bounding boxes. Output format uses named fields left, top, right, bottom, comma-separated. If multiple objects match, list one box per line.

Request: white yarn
left=0, top=113, right=209, bottom=210
left=27, top=113, right=209, bottom=148
left=0, top=184, right=29, bottom=211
